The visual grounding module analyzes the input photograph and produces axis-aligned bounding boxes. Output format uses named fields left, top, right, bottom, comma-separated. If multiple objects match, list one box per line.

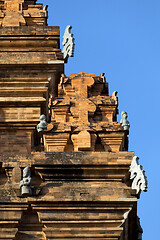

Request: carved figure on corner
left=62, top=25, right=75, bottom=63
left=129, top=156, right=148, bottom=196
left=37, top=115, right=47, bottom=132
left=120, top=111, right=130, bottom=131
left=20, top=167, right=32, bottom=197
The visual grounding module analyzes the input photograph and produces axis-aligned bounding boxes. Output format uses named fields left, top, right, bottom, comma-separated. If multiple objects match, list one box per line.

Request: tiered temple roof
left=0, top=1, right=146, bottom=240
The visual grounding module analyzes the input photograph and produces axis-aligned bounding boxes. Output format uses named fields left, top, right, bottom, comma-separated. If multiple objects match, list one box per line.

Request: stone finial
left=120, top=111, right=130, bottom=131
left=129, top=156, right=148, bottom=195
left=43, top=5, right=48, bottom=11
left=37, top=115, right=47, bottom=132
left=20, top=167, right=32, bottom=197
left=112, top=91, right=118, bottom=105
left=100, top=73, right=106, bottom=83
left=62, top=25, right=75, bottom=63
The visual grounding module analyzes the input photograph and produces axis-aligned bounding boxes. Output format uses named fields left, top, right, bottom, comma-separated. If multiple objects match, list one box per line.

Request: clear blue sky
left=40, top=1, right=160, bottom=239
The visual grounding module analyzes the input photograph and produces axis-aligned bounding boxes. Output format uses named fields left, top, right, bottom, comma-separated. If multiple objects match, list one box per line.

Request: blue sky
left=40, top=1, right=160, bottom=239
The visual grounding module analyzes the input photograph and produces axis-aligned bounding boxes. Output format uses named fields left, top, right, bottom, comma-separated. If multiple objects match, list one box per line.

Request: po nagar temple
left=0, top=1, right=147, bottom=240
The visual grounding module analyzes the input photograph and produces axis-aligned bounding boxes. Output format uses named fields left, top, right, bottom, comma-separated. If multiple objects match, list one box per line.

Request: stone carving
left=43, top=5, right=48, bottom=11
left=100, top=73, right=106, bottom=83
left=20, top=167, right=32, bottom=197
left=120, top=111, right=130, bottom=131
left=129, top=156, right=148, bottom=195
left=112, top=91, right=118, bottom=105
left=37, top=115, right=47, bottom=132
left=62, top=25, right=75, bottom=62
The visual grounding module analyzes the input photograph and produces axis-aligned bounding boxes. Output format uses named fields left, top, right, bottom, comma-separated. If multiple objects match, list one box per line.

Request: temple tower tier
left=0, top=1, right=147, bottom=240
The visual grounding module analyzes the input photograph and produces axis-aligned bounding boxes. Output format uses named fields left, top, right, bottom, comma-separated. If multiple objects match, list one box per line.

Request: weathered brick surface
left=0, top=152, right=137, bottom=239
left=44, top=72, right=127, bottom=153
left=0, top=26, right=63, bottom=155
left=0, top=130, right=32, bottom=154
left=0, top=1, right=139, bottom=240
left=0, top=107, right=40, bottom=122
left=0, top=0, right=48, bottom=27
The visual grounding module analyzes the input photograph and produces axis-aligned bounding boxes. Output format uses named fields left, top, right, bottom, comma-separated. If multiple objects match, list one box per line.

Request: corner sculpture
left=37, top=115, right=47, bottom=132
left=129, top=156, right=148, bottom=196
left=120, top=111, right=130, bottom=131
left=20, top=167, right=32, bottom=197
left=62, top=25, right=75, bottom=63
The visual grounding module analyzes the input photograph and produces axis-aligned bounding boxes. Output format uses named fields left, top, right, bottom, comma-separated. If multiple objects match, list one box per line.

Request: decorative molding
left=99, top=132, right=124, bottom=152
left=43, top=133, right=70, bottom=152
left=48, top=60, right=64, bottom=64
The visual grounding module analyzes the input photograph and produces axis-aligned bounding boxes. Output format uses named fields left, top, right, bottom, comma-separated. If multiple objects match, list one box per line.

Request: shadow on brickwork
left=15, top=206, right=44, bottom=240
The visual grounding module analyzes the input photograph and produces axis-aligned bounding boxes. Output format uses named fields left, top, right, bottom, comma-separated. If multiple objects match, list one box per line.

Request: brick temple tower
left=0, top=1, right=147, bottom=239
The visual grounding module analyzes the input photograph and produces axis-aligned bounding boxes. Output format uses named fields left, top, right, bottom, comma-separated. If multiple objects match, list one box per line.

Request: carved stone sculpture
left=62, top=25, right=75, bottom=62
left=20, top=167, right=32, bottom=197
left=100, top=73, right=106, bottom=83
left=43, top=5, right=48, bottom=11
left=129, top=156, right=148, bottom=195
left=37, top=115, right=47, bottom=132
left=120, top=111, right=130, bottom=130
